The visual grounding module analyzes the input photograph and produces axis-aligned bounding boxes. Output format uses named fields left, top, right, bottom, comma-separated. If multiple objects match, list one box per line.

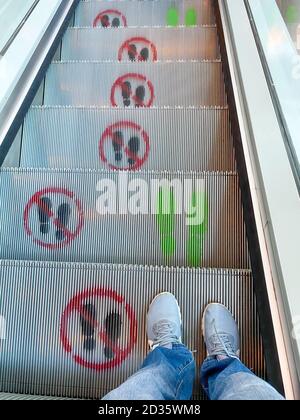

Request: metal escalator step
left=44, top=61, right=227, bottom=107
left=0, top=169, right=249, bottom=268
left=0, top=393, right=74, bottom=400
left=75, top=0, right=215, bottom=27
left=21, top=106, right=235, bottom=171
left=62, top=26, right=220, bottom=61
left=0, top=260, right=265, bottom=399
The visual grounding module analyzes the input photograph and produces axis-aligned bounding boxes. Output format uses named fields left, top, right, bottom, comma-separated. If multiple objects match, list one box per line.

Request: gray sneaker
left=202, top=303, right=240, bottom=359
left=147, top=292, right=182, bottom=350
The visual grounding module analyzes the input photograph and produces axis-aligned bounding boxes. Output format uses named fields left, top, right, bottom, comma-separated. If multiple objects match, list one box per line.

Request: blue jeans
left=103, top=344, right=284, bottom=400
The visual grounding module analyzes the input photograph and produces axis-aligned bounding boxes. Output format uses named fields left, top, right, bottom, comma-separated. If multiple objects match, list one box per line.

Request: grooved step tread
left=62, top=26, right=220, bottom=61
left=44, top=61, right=227, bottom=107
left=75, top=0, right=215, bottom=27
left=0, top=169, right=249, bottom=269
left=21, top=106, right=235, bottom=171
left=0, top=261, right=265, bottom=399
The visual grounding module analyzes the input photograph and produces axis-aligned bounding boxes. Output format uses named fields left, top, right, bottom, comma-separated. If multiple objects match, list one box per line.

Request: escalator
left=0, top=0, right=284, bottom=399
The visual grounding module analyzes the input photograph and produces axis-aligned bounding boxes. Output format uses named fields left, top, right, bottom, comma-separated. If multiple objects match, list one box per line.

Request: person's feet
left=202, top=303, right=240, bottom=360
left=147, top=292, right=182, bottom=350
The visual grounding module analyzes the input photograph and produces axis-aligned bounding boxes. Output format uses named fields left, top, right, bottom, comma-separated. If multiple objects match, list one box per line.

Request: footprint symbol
left=185, top=8, right=197, bottom=26
left=166, top=7, right=179, bottom=26
left=135, top=85, right=145, bottom=107
left=127, top=136, right=140, bottom=166
left=38, top=197, right=52, bottom=235
left=139, top=48, right=149, bottom=62
left=56, top=203, right=71, bottom=241
left=128, top=44, right=137, bottom=61
left=127, top=45, right=149, bottom=62
left=104, top=311, right=122, bottom=359
left=112, top=131, right=123, bottom=162
left=100, top=15, right=109, bottom=27
left=80, top=303, right=97, bottom=352
left=111, top=17, right=120, bottom=27
left=122, top=81, right=132, bottom=107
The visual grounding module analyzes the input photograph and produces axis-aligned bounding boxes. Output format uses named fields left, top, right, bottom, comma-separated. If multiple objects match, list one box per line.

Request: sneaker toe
left=147, top=292, right=181, bottom=341
left=203, top=303, right=240, bottom=354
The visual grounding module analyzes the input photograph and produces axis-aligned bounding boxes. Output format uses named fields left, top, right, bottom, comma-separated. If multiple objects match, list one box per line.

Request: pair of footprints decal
left=80, top=304, right=122, bottom=360
left=121, top=80, right=146, bottom=107
left=99, top=14, right=122, bottom=28
left=38, top=197, right=71, bottom=241
left=112, top=130, right=140, bottom=166
left=167, top=7, right=198, bottom=27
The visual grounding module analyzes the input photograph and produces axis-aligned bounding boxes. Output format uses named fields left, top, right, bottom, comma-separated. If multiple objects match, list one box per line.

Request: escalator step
left=0, top=393, right=74, bottom=400
left=62, top=26, right=220, bottom=61
left=0, top=260, right=265, bottom=399
left=74, top=0, right=215, bottom=27
left=21, top=106, right=235, bottom=171
left=0, top=169, right=249, bottom=268
left=44, top=61, right=227, bottom=107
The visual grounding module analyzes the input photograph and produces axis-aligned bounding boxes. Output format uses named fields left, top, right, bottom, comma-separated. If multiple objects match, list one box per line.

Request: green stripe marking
left=185, top=8, right=197, bottom=26
left=157, top=188, right=176, bottom=258
left=187, top=192, right=208, bottom=267
left=166, top=7, right=179, bottom=27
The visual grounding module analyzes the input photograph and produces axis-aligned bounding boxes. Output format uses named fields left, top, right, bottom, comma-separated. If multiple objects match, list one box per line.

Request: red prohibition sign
left=99, top=121, right=150, bottom=171
left=93, top=9, right=127, bottom=28
left=110, top=73, right=155, bottom=107
left=118, top=37, right=158, bottom=62
left=60, top=287, right=137, bottom=371
left=23, top=187, right=84, bottom=250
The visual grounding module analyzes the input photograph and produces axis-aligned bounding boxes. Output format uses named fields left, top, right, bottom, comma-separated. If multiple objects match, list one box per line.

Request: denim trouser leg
left=200, top=357, right=285, bottom=400
left=103, top=344, right=196, bottom=400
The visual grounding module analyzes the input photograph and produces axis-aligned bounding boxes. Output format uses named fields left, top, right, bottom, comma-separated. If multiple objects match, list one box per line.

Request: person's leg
left=200, top=303, right=285, bottom=400
left=103, top=293, right=195, bottom=400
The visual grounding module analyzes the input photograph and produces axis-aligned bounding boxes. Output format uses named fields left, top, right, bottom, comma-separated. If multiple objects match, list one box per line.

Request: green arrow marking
left=286, top=5, right=299, bottom=24
left=187, top=192, right=208, bottom=267
left=185, top=8, right=197, bottom=26
left=157, top=188, right=176, bottom=258
left=166, top=7, right=179, bottom=27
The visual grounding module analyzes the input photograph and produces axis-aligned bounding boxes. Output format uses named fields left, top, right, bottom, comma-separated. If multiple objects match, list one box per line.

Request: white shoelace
left=209, top=320, right=239, bottom=359
left=151, top=320, right=181, bottom=349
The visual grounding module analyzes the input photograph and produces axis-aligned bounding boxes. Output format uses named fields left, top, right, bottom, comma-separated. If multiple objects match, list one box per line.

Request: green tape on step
left=157, top=188, right=176, bottom=258
left=286, top=5, right=299, bottom=23
left=187, top=192, right=208, bottom=267
left=166, top=7, right=179, bottom=27
left=185, top=8, right=197, bottom=26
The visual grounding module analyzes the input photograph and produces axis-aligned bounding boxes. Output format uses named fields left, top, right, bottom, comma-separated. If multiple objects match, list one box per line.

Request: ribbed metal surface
left=62, top=26, right=220, bottom=61
left=0, top=169, right=249, bottom=268
left=0, top=261, right=265, bottom=399
left=0, top=0, right=269, bottom=402
left=44, top=61, right=227, bottom=107
left=0, top=393, right=74, bottom=400
left=75, top=0, right=215, bottom=27
left=21, top=106, right=236, bottom=171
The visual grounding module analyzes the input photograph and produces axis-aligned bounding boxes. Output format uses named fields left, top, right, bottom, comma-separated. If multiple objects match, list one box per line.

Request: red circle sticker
left=118, top=37, right=158, bottom=62
left=24, top=187, right=84, bottom=250
left=60, top=288, right=137, bottom=371
left=93, top=9, right=127, bottom=28
left=110, top=73, right=155, bottom=108
left=99, top=121, right=150, bottom=171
